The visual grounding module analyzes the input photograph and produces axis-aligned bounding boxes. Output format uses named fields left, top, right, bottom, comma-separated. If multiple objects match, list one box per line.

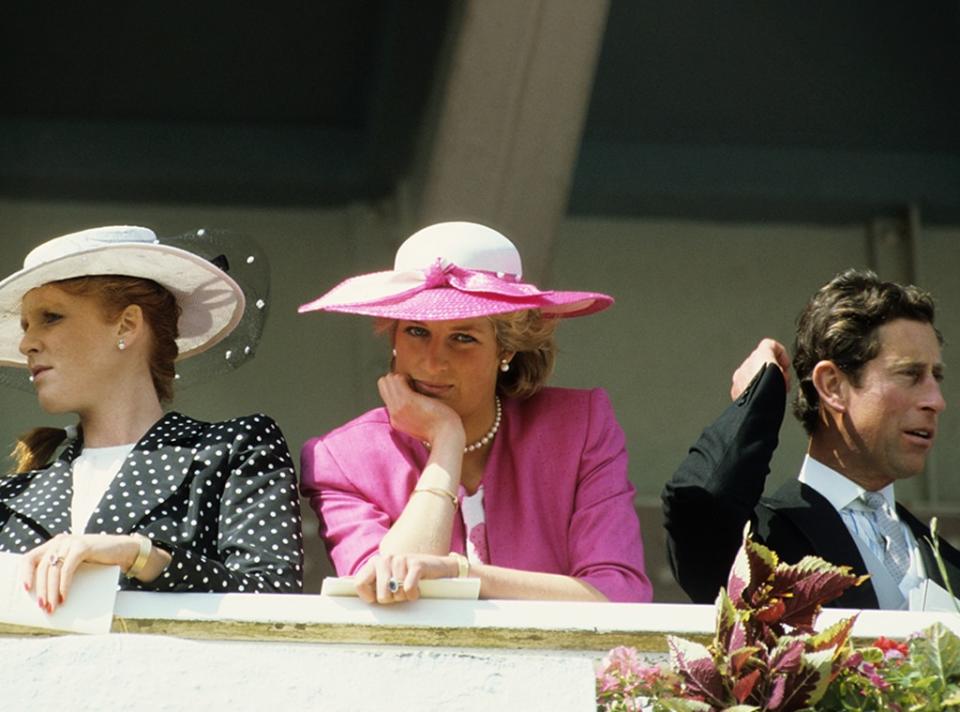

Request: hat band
left=421, top=259, right=529, bottom=290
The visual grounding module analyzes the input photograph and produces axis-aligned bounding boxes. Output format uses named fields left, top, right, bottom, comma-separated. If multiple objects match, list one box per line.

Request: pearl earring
left=499, top=359, right=510, bottom=372
left=117, top=337, right=126, bottom=351
left=392, top=348, right=397, bottom=357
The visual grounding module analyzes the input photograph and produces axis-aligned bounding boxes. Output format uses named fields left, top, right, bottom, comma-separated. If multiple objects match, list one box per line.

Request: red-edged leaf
left=767, top=675, right=786, bottom=709
left=726, top=547, right=751, bottom=604
left=667, top=635, right=725, bottom=705
left=755, top=598, right=786, bottom=624
left=766, top=557, right=867, bottom=632
left=807, top=614, right=858, bottom=654
left=727, top=531, right=779, bottom=606
left=715, top=588, right=739, bottom=647
left=729, top=645, right=762, bottom=675
left=745, top=538, right=779, bottom=598
left=772, top=649, right=835, bottom=711
left=727, top=618, right=748, bottom=655
left=768, top=637, right=805, bottom=676
left=732, top=668, right=761, bottom=703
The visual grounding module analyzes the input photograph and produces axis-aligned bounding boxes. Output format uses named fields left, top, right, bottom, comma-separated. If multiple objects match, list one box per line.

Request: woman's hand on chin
left=20, top=533, right=153, bottom=613
left=354, top=552, right=458, bottom=604
left=377, top=373, right=464, bottom=448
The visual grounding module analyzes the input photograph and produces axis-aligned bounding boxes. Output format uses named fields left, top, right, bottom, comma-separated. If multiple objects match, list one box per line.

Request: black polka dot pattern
left=0, top=412, right=303, bottom=593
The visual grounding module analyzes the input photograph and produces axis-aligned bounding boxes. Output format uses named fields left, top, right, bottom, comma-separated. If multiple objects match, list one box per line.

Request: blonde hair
left=9, top=275, right=180, bottom=474
left=377, top=309, right=559, bottom=400
left=10, top=427, right=73, bottom=477
left=489, top=310, right=557, bottom=399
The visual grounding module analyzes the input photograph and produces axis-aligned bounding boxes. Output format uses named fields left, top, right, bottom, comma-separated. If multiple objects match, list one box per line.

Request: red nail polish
left=37, top=598, right=45, bottom=609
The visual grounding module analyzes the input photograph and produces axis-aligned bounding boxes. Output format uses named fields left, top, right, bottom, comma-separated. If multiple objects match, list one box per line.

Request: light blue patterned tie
left=861, top=492, right=910, bottom=582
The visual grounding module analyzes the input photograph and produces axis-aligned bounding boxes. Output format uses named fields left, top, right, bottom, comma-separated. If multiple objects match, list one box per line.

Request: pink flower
left=602, top=646, right=641, bottom=677
left=855, top=662, right=890, bottom=691
left=597, top=646, right=672, bottom=700
left=598, top=672, right=621, bottom=694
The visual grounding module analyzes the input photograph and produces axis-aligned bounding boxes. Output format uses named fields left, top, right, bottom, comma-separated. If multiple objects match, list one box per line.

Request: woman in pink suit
left=299, top=222, right=651, bottom=603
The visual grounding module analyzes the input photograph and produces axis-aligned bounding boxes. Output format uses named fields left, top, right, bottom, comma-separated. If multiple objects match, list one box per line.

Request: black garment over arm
left=661, top=364, right=785, bottom=604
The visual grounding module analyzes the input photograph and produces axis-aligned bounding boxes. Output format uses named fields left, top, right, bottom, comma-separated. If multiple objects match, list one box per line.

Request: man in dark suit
left=662, top=269, right=959, bottom=609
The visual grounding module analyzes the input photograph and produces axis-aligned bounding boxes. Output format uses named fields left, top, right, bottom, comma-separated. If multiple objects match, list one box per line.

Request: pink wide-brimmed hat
left=298, top=222, right=613, bottom=320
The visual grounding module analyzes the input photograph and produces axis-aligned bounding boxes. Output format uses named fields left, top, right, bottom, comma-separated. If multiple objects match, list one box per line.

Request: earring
left=117, top=337, right=126, bottom=351
left=392, top=348, right=397, bottom=357
left=499, top=359, right=510, bottom=373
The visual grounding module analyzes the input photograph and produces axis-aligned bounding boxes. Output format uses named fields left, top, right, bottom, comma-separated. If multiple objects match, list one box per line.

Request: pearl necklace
left=424, top=396, right=502, bottom=454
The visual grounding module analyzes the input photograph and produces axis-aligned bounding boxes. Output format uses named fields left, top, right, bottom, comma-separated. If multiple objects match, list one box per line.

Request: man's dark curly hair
left=792, top=268, right=940, bottom=435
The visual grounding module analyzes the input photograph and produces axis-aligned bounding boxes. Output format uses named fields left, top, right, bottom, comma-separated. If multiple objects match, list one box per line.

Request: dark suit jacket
left=0, top=412, right=303, bottom=593
left=662, top=364, right=960, bottom=609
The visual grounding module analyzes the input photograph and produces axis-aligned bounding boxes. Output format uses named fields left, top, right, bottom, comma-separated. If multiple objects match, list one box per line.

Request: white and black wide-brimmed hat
left=0, top=225, right=249, bottom=369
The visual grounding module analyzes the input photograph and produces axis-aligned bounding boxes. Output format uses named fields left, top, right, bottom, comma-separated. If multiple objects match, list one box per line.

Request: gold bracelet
left=124, top=533, right=152, bottom=579
left=413, top=486, right=459, bottom=511
left=449, top=551, right=469, bottom=578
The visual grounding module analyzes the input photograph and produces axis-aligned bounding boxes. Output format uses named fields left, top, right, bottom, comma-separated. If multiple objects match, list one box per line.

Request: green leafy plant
left=820, top=625, right=960, bottom=710
left=597, top=533, right=867, bottom=711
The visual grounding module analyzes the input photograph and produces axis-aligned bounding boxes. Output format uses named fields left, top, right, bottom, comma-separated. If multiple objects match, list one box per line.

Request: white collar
left=798, top=454, right=897, bottom=513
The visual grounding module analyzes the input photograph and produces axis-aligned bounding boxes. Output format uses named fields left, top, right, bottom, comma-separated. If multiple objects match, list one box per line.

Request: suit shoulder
left=218, top=412, right=283, bottom=431
left=177, top=412, right=281, bottom=431
left=162, top=412, right=289, bottom=448
left=301, top=408, right=406, bottom=488
left=505, top=388, right=620, bottom=448
left=304, top=408, right=392, bottom=449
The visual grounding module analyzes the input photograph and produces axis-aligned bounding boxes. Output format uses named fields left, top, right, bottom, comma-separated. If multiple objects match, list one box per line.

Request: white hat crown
left=24, top=226, right=158, bottom=270
left=394, top=222, right=523, bottom=277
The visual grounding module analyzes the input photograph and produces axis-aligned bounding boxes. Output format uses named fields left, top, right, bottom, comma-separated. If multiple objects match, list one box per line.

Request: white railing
left=3, top=597, right=959, bottom=711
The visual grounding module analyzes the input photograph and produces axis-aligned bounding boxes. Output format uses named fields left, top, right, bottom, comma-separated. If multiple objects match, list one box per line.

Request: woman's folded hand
left=20, top=532, right=169, bottom=613
left=354, top=552, right=459, bottom=604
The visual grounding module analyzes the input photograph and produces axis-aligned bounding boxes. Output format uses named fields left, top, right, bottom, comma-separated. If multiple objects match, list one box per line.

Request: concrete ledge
left=107, top=595, right=713, bottom=652
left=5, top=593, right=959, bottom=652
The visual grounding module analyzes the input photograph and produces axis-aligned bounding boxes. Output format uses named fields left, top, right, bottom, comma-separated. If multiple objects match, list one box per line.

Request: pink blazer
left=300, top=387, right=652, bottom=602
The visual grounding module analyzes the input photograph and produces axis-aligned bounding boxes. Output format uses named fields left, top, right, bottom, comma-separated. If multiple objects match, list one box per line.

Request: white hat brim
left=0, top=243, right=244, bottom=368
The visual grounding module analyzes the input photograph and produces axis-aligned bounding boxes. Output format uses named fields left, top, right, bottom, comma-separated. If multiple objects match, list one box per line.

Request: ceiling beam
left=407, top=0, right=610, bottom=281
left=569, top=141, right=960, bottom=224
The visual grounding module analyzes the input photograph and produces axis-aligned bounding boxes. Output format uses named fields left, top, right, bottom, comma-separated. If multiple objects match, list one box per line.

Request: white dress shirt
left=798, top=455, right=924, bottom=599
